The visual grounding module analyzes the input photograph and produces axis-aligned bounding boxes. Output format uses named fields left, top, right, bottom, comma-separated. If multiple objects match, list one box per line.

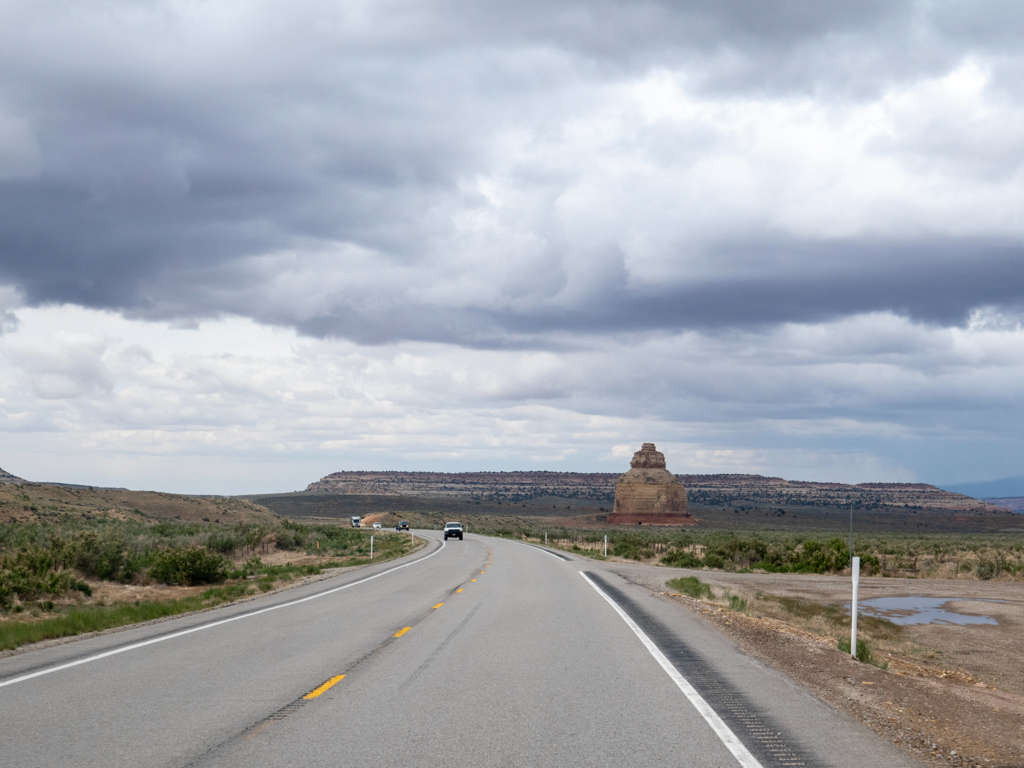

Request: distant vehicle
left=443, top=522, right=464, bottom=540
left=350, top=516, right=360, bottom=528
left=372, top=522, right=382, bottom=529
left=396, top=521, right=410, bottom=531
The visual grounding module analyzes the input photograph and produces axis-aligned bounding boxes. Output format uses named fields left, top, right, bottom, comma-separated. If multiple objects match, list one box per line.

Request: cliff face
left=306, top=470, right=618, bottom=501
left=608, top=443, right=694, bottom=525
left=0, top=467, right=23, bottom=484
left=301, top=467, right=1003, bottom=515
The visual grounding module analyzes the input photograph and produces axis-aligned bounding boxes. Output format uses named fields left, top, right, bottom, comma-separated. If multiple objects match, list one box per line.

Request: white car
left=372, top=522, right=382, bottom=529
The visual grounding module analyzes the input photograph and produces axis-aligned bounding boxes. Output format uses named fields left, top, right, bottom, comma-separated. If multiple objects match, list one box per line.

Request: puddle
left=847, top=596, right=1000, bottom=626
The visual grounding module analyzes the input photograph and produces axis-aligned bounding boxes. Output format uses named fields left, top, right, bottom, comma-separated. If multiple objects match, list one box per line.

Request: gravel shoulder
left=605, top=561, right=1024, bottom=768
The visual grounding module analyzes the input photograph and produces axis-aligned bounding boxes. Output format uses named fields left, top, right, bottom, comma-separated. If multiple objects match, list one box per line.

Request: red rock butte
left=607, top=443, right=695, bottom=526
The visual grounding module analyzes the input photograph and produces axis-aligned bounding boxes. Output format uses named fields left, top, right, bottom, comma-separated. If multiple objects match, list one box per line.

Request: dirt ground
left=609, top=562, right=1024, bottom=768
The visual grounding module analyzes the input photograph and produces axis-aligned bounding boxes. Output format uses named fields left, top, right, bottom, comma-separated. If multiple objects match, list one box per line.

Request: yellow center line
left=433, top=602, right=444, bottom=609
left=393, top=626, right=412, bottom=638
left=303, top=675, right=345, bottom=699
left=470, top=579, right=476, bottom=582
left=456, top=588, right=464, bottom=593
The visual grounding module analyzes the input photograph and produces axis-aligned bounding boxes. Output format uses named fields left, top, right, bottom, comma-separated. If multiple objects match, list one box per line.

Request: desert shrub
left=68, top=530, right=142, bottom=582
left=660, top=550, right=702, bottom=568
left=837, top=637, right=876, bottom=665
left=204, top=530, right=244, bottom=555
left=0, top=548, right=91, bottom=608
left=611, top=534, right=655, bottom=560
left=728, top=594, right=748, bottom=611
left=273, top=521, right=307, bottom=550
left=149, top=547, right=227, bottom=586
left=666, top=576, right=713, bottom=599
left=703, top=552, right=726, bottom=569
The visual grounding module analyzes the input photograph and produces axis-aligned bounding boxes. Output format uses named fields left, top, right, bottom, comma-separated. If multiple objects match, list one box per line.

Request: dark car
left=396, top=520, right=410, bottom=531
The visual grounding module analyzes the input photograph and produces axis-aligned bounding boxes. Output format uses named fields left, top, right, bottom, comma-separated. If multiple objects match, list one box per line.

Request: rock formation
left=607, top=443, right=694, bottom=525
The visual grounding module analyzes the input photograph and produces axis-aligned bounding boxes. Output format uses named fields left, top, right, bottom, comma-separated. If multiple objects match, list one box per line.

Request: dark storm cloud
left=1, top=0, right=1023, bottom=346
left=503, top=239, right=1024, bottom=334
left=285, top=238, right=1024, bottom=346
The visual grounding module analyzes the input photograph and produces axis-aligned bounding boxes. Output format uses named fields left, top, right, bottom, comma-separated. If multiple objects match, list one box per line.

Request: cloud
left=1, top=3, right=1024, bottom=490
left=1, top=304, right=1022, bottom=492
left=0, top=1, right=1022, bottom=349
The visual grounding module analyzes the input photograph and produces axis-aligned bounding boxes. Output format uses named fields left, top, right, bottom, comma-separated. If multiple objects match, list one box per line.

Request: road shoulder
left=601, top=560, right=1024, bottom=768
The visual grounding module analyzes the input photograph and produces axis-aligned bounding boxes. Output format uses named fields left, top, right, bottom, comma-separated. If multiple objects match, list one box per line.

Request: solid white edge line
left=579, top=571, right=763, bottom=768
left=498, top=537, right=567, bottom=561
left=0, top=536, right=446, bottom=690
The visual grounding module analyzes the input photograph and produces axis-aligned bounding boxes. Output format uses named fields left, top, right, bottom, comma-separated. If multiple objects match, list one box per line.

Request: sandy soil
left=608, top=562, right=1024, bottom=768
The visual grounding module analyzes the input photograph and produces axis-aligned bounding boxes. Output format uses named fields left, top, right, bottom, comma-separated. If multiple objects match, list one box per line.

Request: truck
left=443, top=522, right=464, bottom=541
left=350, top=516, right=360, bottom=528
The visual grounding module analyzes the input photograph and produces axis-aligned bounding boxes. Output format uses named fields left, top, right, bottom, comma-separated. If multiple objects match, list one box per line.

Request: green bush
left=149, top=547, right=227, bottom=586
left=658, top=534, right=881, bottom=575
left=660, top=550, right=702, bottom=568
left=204, top=530, right=243, bottom=555
left=728, top=595, right=748, bottom=612
left=611, top=534, right=655, bottom=560
left=67, top=530, right=142, bottom=582
left=666, top=576, right=713, bottom=599
left=837, top=637, right=875, bottom=664
left=974, top=561, right=997, bottom=580
left=703, top=552, right=726, bottom=569
left=0, top=548, right=91, bottom=608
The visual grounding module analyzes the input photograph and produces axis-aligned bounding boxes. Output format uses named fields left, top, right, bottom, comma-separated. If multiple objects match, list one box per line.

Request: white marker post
left=604, top=535, right=608, bottom=557
left=850, top=556, right=860, bottom=659
left=370, top=536, right=374, bottom=560
left=545, top=532, right=548, bottom=546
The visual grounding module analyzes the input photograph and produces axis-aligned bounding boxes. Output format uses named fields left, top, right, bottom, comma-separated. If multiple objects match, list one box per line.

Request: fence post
left=850, top=556, right=860, bottom=659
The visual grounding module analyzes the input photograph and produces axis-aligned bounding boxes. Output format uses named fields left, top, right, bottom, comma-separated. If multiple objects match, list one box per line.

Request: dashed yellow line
left=480, top=570, right=485, bottom=574
left=456, top=588, right=464, bottom=593
left=393, top=626, right=412, bottom=638
left=303, top=675, right=345, bottom=699
left=470, top=579, right=476, bottom=582
left=433, top=602, right=444, bottom=609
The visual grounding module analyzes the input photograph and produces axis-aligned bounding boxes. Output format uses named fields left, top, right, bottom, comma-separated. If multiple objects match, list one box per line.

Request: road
left=0, top=534, right=916, bottom=768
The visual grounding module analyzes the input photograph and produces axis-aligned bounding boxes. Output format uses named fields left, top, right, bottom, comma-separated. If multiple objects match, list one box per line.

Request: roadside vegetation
left=0, top=517, right=419, bottom=650
left=484, top=523, right=1024, bottom=579
left=666, top=575, right=891, bottom=669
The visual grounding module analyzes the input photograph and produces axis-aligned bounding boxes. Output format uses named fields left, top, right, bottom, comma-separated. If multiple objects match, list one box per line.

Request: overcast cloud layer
left=1, top=1, right=1023, bottom=493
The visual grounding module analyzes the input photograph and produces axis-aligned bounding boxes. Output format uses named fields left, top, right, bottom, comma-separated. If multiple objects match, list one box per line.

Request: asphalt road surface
left=0, top=534, right=917, bottom=768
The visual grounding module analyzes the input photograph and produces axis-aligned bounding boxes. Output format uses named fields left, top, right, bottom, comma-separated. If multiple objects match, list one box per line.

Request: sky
left=1, top=0, right=1023, bottom=495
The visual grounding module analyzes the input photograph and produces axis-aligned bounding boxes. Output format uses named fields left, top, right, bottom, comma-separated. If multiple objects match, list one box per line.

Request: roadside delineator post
left=545, top=532, right=548, bottom=546
left=851, top=556, right=860, bottom=659
left=370, top=536, right=374, bottom=560
left=604, top=535, right=608, bottom=557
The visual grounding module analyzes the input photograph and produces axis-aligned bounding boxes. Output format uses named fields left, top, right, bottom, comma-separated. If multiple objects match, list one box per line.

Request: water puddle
left=847, top=596, right=1000, bottom=626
